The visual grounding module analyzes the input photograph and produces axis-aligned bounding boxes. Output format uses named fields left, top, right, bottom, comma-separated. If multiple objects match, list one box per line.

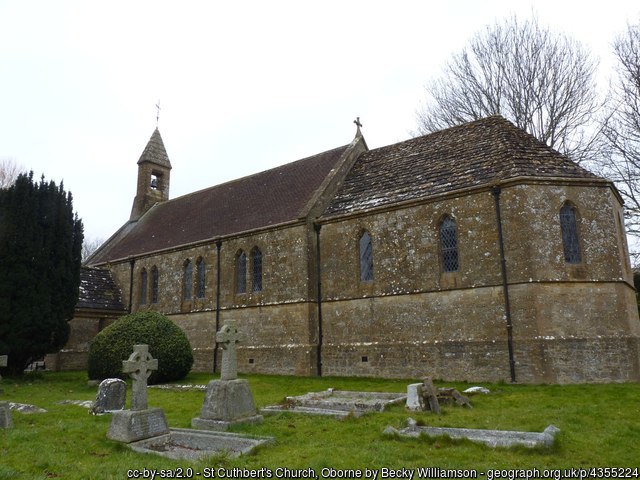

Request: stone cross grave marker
left=122, top=345, right=157, bottom=410
left=217, top=321, right=241, bottom=381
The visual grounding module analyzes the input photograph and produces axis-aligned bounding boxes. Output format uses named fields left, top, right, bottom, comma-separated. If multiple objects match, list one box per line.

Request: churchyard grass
left=0, top=372, right=638, bottom=479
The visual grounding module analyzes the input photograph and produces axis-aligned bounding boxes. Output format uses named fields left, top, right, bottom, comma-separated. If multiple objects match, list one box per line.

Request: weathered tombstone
left=0, top=355, right=7, bottom=381
left=90, top=378, right=126, bottom=415
left=406, top=383, right=425, bottom=411
left=192, top=321, right=263, bottom=430
left=107, top=345, right=169, bottom=443
left=0, top=355, right=13, bottom=428
left=422, top=377, right=441, bottom=414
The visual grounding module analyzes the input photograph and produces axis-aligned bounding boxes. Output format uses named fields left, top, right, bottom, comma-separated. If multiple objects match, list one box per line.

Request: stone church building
left=63, top=115, right=640, bottom=383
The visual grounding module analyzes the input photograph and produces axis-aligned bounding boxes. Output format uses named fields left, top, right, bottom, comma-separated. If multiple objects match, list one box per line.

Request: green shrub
left=87, top=311, right=193, bottom=384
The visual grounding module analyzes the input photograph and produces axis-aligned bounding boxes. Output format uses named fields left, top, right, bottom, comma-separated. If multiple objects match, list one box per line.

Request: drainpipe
left=314, top=223, right=323, bottom=377
left=213, top=240, right=222, bottom=374
left=128, top=257, right=135, bottom=313
left=492, top=186, right=517, bottom=383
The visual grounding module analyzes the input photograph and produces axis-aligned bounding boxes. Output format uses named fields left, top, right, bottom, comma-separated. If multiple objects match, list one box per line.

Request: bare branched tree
left=416, top=16, right=601, bottom=164
left=0, top=157, right=25, bottom=189
left=82, top=237, right=105, bottom=263
left=598, top=21, right=640, bottom=259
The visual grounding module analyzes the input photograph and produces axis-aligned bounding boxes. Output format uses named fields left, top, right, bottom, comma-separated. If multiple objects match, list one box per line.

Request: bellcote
left=130, top=128, right=172, bottom=221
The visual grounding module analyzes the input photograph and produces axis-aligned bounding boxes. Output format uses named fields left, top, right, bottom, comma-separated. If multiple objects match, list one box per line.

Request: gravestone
left=107, top=345, right=169, bottom=443
left=385, top=418, right=560, bottom=448
left=0, top=355, right=13, bottom=428
left=406, top=383, right=425, bottom=411
left=90, top=378, right=126, bottom=415
left=0, top=355, right=6, bottom=381
left=192, top=321, right=263, bottom=431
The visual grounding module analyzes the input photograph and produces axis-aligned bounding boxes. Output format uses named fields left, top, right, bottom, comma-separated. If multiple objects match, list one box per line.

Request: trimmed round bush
left=88, top=311, right=193, bottom=384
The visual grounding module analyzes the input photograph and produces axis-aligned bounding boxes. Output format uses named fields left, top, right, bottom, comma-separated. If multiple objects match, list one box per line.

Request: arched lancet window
left=183, top=259, right=193, bottom=300
left=236, top=250, right=247, bottom=294
left=440, top=215, right=459, bottom=272
left=560, top=202, right=581, bottom=264
left=359, top=231, right=374, bottom=282
left=151, top=266, right=159, bottom=304
left=251, top=247, right=263, bottom=292
left=196, top=257, right=206, bottom=299
left=140, top=268, right=148, bottom=305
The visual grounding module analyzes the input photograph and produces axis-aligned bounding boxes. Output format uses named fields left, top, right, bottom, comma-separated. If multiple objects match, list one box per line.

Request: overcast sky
left=1, top=1, right=639, bottom=243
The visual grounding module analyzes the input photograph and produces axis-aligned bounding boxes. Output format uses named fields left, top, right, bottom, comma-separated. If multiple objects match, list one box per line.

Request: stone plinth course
left=107, top=345, right=169, bottom=443
left=385, top=418, right=560, bottom=448
left=192, top=321, right=263, bottom=431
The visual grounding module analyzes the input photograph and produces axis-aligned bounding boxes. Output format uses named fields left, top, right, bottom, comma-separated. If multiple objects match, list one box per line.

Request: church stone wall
left=45, top=310, right=121, bottom=371
left=104, top=224, right=319, bottom=375
left=318, top=182, right=640, bottom=383
left=88, top=181, right=639, bottom=383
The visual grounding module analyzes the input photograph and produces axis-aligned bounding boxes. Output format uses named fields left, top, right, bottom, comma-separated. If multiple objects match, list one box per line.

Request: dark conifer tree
left=0, top=172, right=83, bottom=376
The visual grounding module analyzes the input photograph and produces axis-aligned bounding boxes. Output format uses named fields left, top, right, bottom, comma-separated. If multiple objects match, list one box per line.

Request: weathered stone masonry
left=73, top=116, right=640, bottom=384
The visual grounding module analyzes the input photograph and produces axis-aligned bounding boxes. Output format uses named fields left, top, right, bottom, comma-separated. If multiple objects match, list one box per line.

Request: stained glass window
left=196, top=257, right=206, bottom=299
left=560, top=203, right=581, bottom=264
left=359, top=231, right=374, bottom=281
left=183, top=259, right=193, bottom=300
left=252, top=248, right=263, bottom=292
left=440, top=216, right=459, bottom=272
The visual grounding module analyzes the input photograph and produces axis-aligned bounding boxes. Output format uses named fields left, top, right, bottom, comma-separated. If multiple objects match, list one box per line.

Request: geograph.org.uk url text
left=126, top=466, right=640, bottom=480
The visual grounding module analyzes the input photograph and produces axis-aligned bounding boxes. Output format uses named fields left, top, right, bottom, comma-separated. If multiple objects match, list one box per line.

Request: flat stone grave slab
left=57, top=399, right=94, bottom=409
left=385, top=418, right=560, bottom=448
left=8, top=402, right=47, bottom=414
left=262, top=388, right=406, bottom=417
left=128, top=428, right=274, bottom=460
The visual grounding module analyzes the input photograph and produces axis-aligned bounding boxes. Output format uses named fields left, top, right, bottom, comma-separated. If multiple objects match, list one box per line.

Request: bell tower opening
left=130, top=128, right=172, bottom=221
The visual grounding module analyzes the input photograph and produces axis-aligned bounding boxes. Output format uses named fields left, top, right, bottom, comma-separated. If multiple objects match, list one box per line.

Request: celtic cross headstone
left=217, top=321, right=241, bottom=381
left=107, top=344, right=168, bottom=443
left=191, top=320, right=262, bottom=430
left=122, top=345, right=157, bottom=410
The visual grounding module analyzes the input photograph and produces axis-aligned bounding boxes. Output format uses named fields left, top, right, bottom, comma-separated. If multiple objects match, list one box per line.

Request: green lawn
left=0, top=372, right=638, bottom=479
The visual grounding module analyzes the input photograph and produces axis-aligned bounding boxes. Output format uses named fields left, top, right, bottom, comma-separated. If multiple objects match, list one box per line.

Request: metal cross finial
left=155, top=100, right=161, bottom=128
left=354, top=117, right=362, bottom=128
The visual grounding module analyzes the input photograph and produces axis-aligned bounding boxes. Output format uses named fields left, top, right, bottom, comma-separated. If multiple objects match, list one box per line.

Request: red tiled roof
left=323, top=116, right=600, bottom=216
left=90, top=145, right=349, bottom=263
